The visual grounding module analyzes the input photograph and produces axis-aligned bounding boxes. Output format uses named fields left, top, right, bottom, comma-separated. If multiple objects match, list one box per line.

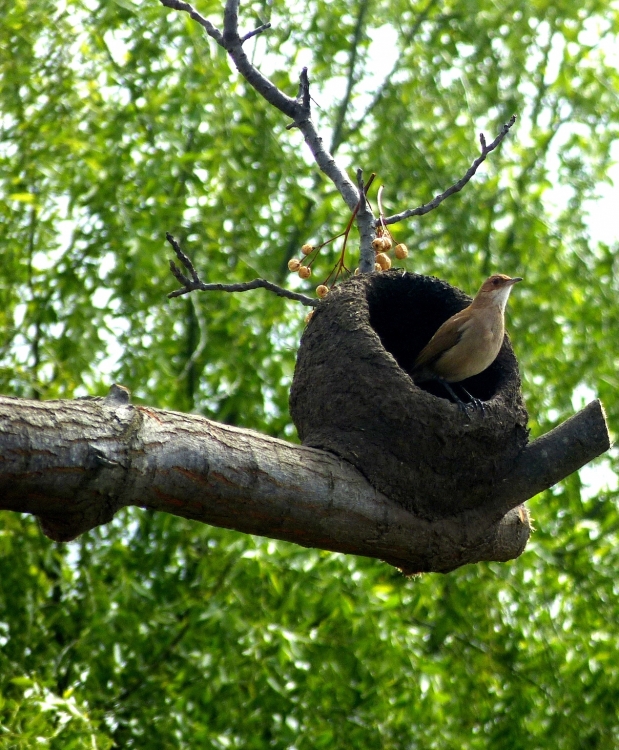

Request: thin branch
left=298, top=66, right=311, bottom=114
left=240, top=22, right=271, bottom=43
left=159, top=0, right=360, bottom=212
left=166, top=234, right=317, bottom=307
left=159, top=0, right=224, bottom=45
left=220, top=0, right=298, bottom=118
left=169, top=275, right=318, bottom=306
left=290, top=68, right=360, bottom=211
left=222, top=0, right=240, bottom=41
left=166, top=232, right=200, bottom=283
left=382, top=115, right=517, bottom=226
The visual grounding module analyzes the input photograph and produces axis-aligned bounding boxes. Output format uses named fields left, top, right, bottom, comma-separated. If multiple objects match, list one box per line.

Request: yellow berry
left=394, top=243, right=409, bottom=259
left=301, top=244, right=313, bottom=256
left=298, top=266, right=311, bottom=279
left=372, top=238, right=383, bottom=252
left=375, top=252, right=392, bottom=270
left=381, top=236, right=393, bottom=251
left=374, top=262, right=382, bottom=272
left=288, top=258, right=302, bottom=272
left=316, top=284, right=329, bottom=298
left=304, top=310, right=314, bottom=324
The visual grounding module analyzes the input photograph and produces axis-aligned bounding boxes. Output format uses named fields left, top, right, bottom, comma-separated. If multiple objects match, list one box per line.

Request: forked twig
left=166, top=234, right=318, bottom=307
left=382, top=115, right=517, bottom=226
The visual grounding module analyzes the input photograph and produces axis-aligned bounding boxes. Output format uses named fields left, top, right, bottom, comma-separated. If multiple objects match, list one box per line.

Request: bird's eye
left=492, top=278, right=500, bottom=285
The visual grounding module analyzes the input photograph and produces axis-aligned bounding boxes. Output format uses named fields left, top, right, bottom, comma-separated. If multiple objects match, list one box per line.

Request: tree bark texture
left=0, top=385, right=609, bottom=574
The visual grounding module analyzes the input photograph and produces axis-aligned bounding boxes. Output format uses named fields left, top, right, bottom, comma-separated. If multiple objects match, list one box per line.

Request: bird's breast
left=432, top=314, right=504, bottom=383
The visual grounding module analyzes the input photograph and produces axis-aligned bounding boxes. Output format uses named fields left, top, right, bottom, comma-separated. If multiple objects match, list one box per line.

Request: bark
left=0, top=385, right=609, bottom=574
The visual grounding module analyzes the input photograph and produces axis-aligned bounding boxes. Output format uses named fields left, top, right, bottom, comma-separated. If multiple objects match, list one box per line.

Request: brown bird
left=412, top=274, right=522, bottom=411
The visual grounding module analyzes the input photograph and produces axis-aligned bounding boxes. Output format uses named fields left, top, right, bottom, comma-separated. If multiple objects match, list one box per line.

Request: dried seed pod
left=374, top=262, right=382, bottom=272
left=301, top=244, right=313, bottom=256
left=394, top=243, right=409, bottom=259
left=288, top=258, right=302, bottom=272
left=375, top=252, right=392, bottom=270
left=372, top=238, right=383, bottom=252
left=380, top=236, right=393, bottom=251
left=304, top=310, right=314, bottom=324
left=298, top=266, right=312, bottom=279
left=316, top=284, right=329, bottom=298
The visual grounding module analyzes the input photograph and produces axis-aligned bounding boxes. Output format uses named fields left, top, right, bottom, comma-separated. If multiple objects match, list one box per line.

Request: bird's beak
left=509, top=277, right=523, bottom=285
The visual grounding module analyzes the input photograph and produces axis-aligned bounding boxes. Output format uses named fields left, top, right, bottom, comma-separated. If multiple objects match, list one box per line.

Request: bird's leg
left=436, top=379, right=471, bottom=417
left=457, top=384, right=485, bottom=416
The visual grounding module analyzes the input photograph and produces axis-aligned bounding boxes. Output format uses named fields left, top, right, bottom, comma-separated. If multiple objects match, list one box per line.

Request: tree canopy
left=1, top=0, right=619, bottom=747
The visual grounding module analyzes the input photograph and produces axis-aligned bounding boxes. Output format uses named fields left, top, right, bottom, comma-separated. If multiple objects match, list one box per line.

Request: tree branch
left=240, top=23, right=272, bottom=43
left=487, top=400, right=611, bottom=521
left=356, top=169, right=375, bottom=273
left=382, top=115, right=517, bottom=226
left=159, top=0, right=224, bottom=45
left=0, top=390, right=527, bottom=574
left=0, top=390, right=609, bottom=574
left=166, top=233, right=318, bottom=307
left=159, top=0, right=360, bottom=213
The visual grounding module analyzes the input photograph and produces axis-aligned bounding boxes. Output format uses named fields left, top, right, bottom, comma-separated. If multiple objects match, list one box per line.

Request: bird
left=412, top=274, right=522, bottom=411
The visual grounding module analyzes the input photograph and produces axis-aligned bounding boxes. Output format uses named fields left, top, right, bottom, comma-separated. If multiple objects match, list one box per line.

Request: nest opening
left=366, top=271, right=501, bottom=403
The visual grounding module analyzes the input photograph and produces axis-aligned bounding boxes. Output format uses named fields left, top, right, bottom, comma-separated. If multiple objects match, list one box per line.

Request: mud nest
left=289, top=270, right=529, bottom=520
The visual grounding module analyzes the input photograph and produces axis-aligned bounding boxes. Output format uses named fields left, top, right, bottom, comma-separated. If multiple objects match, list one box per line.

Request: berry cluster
left=371, top=231, right=408, bottom=272
left=288, top=231, right=409, bottom=325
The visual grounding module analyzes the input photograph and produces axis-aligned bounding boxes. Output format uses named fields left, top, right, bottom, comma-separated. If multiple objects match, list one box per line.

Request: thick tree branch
left=382, top=115, right=517, bottom=226
left=166, top=233, right=318, bottom=307
left=487, top=400, right=611, bottom=520
left=0, top=390, right=609, bottom=574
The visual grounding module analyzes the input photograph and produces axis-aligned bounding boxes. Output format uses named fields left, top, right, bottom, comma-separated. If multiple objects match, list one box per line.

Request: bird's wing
left=413, top=312, right=468, bottom=371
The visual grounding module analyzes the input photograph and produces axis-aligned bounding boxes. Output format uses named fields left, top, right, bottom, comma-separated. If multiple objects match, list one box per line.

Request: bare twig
left=240, top=22, right=271, bottom=43
left=159, top=0, right=360, bottom=212
left=382, top=115, right=517, bottom=226
left=168, top=275, right=317, bottom=306
left=166, top=234, right=317, bottom=307
left=166, top=233, right=200, bottom=283
left=159, top=0, right=224, bottom=44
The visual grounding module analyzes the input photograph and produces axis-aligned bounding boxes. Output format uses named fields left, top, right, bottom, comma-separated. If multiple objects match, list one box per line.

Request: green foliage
left=2, top=0, right=619, bottom=746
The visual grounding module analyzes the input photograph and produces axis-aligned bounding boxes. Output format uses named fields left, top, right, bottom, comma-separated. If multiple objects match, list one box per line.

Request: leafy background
left=2, top=0, right=619, bottom=746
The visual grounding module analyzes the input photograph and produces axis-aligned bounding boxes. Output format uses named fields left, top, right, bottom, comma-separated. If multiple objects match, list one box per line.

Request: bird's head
left=475, top=274, right=522, bottom=311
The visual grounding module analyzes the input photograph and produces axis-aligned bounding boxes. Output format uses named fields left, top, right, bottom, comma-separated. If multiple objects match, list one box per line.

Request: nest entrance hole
left=366, top=272, right=501, bottom=403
